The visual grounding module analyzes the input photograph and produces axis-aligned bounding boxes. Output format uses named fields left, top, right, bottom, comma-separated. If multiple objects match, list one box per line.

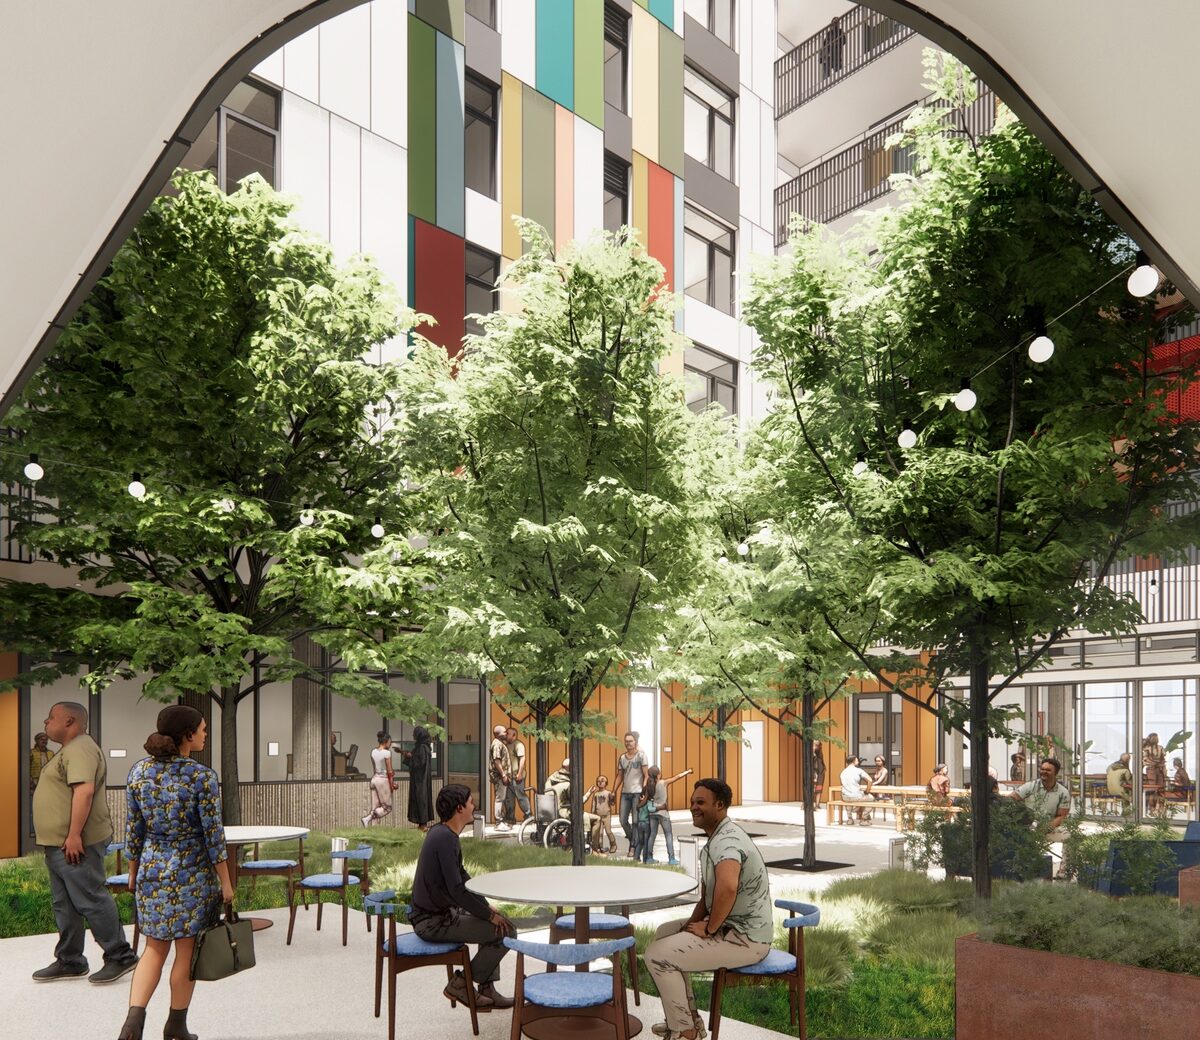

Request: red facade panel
left=646, top=161, right=675, bottom=294
left=413, top=217, right=466, bottom=355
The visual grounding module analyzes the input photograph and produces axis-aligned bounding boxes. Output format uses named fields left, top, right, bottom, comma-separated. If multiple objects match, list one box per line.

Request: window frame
left=603, top=152, right=630, bottom=234
left=604, top=3, right=630, bottom=113
left=684, top=65, right=735, bottom=181
left=683, top=344, right=738, bottom=417
left=683, top=204, right=736, bottom=315
left=685, top=0, right=735, bottom=48
left=464, top=244, right=500, bottom=339
left=182, top=77, right=279, bottom=193
left=464, top=0, right=496, bottom=28
left=464, top=71, right=499, bottom=200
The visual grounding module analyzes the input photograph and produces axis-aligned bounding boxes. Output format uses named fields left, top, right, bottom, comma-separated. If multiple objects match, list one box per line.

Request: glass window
left=465, top=245, right=499, bottom=338
left=683, top=344, right=737, bottom=416
left=465, top=73, right=498, bottom=199
left=604, top=4, right=629, bottom=112
left=446, top=678, right=484, bottom=799
left=683, top=67, right=734, bottom=180
left=179, top=78, right=278, bottom=191
left=684, top=0, right=734, bottom=47
left=1082, top=638, right=1137, bottom=669
left=603, top=153, right=629, bottom=233
left=683, top=205, right=735, bottom=314
left=1083, top=681, right=1130, bottom=813
left=1142, top=679, right=1196, bottom=821
left=1140, top=631, right=1199, bottom=666
left=465, top=0, right=495, bottom=28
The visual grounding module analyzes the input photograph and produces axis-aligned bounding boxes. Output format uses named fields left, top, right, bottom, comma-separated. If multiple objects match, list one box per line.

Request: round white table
left=223, top=825, right=310, bottom=931
left=467, top=866, right=697, bottom=1040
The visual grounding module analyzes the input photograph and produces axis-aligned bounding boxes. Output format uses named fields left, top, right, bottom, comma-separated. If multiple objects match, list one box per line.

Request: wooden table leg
left=574, top=905, right=590, bottom=972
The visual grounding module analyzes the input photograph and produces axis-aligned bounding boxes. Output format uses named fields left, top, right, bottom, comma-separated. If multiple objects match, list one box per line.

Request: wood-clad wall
left=0, top=653, right=19, bottom=858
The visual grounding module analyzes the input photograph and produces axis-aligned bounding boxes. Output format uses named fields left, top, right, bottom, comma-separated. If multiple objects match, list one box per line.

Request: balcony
left=776, top=5, right=915, bottom=119
left=775, top=82, right=998, bottom=245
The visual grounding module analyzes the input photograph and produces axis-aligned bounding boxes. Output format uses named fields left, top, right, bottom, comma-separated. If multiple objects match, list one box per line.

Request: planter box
left=956, top=933, right=1200, bottom=1040
left=1180, top=865, right=1200, bottom=906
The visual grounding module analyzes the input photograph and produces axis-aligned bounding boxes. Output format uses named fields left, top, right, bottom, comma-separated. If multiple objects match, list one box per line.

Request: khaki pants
left=645, top=919, right=769, bottom=1033
left=592, top=813, right=617, bottom=852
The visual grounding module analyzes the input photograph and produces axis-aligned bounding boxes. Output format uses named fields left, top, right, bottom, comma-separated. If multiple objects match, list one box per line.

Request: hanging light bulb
left=371, top=517, right=385, bottom=539
left=852, top=454, right=868, bottom=476
left=897, top=421, right=917, bottom=450
left=717, top=555, right=729, bottom=566
left=1127, top=250, right=1160, bottom=298
left=299, top=507, right=315, bottom=527
left=1028, top=327, right=1055, bottom=363
left=954, top=379, right=977, bottom=412
left=736, top=542, right=750, bottom=556
left=127, top=474, right=146, bottom=500
left=1149, top=577, right=1159, bottom=598
left=23, top=454, right=43, bottom=481
left=759, top=523, right=771, bottom=539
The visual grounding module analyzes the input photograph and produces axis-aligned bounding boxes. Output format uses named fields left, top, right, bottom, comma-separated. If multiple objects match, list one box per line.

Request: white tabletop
left=465, top=865, right=697, bottom=907
left=223, top=825, right=309, bottom=845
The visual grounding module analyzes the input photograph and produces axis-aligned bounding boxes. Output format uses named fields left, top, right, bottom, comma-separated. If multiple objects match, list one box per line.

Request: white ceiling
left=1, top=0, right=1195, bottom=413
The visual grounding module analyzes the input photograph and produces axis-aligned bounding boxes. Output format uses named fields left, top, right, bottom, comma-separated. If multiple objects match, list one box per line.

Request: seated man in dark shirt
left=410, top=783, right=515, bottom=1010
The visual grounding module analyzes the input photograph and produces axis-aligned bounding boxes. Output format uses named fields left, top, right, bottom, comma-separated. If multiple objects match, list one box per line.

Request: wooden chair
left=236, top=835, right=306, bottom=904
left=549, top=904, right=640, bottom=1004
left=710, top=899, right=820, bottom=1040
left=103, top=841, right=140, bottom=954
left=504, top=935, right=634, bottom=1040
left=369, top=900, right=480, bottom=1040
left=287, top=843, right=372, bottom=946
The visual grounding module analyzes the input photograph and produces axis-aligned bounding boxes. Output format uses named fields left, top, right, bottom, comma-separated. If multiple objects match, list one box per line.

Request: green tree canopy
left=0, top=171, right=442, bottom=821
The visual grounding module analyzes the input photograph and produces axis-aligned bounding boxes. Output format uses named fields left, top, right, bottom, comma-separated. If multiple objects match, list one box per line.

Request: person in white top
left=838, top=754, right=874, bottom=824
left=363, top=730, right=396, bottom=827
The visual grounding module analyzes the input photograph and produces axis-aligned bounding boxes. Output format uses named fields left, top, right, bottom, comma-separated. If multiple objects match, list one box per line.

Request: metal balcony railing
left=776, top=5, right=915, bottom=119
left=0, top=429, right=32, bottom=563
left=775, top=82, right=998, bottom=245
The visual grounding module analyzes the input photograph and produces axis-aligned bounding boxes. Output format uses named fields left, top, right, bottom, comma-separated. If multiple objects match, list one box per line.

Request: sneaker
left=32, top=961, right=88, bottom=982
left=667, top=859, right=681, bottom=866
left=494, top=821, right=512, bottom=832
left=361, top=813, right=373, bottom=827
left=89, top=956, right=138, bottom=985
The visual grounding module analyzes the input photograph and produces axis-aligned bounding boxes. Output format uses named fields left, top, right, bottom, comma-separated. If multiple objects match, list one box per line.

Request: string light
left=953, top=379, right=977, bottom=412
left=717, top=554, right=729, bottom=566
left=127, top=474, right=146, bottom=500
left=371, top=517, right=385, bottom=539
left=299, top=508, right=315, bottom=527
left=852, top=454, right=868, bottom=476
left=897, top=421, right=917, bottom=450
left=736, top=542, right=750, bottom=556
left=1028, top=324, right=1055, bottom=363
left=1127, top=250, right=1160, bottom=298
left=23, top=454, right=43, bottom=481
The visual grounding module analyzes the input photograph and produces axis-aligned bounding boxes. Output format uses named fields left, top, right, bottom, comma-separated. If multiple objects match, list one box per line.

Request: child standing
left=633, top=789, right=653, bottom=863
left=589, top=775, right=617, bottom=854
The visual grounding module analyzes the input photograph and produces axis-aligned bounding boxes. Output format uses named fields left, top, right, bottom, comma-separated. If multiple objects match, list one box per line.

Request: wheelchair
left=515, top=788, right=592, bottom=852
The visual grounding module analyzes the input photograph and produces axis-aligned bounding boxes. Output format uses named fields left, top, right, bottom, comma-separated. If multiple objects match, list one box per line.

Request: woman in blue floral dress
left=118, top=706, right=233, bottom=1040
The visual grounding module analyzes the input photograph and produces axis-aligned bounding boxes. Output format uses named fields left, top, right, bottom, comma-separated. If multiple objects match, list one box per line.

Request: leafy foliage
left=906, top=798, right=1050, bottom=881
left=866, top=909, right=976, bottom=972
left=1063, top=817, right=1181, bottom=895
left=822, top=868, right=975, bottom=916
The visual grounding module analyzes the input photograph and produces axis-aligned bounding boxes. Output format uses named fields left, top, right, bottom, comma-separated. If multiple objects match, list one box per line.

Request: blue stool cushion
left=106, top=874, right=129, bottom=886
left=732, top=949, right=797, bottom=976
left=300, top=872, right=360, bottom=889
left=384, top=932, right=463, bottom=957
left=240, top=860, right=297, bottom=870
left=105, top=842, right=125, bottom=855
left=364, top=889, right=397, bottom=904
left=523, top=972, right=614, bottom=1009
left=554, top=913, right=631, bottom=931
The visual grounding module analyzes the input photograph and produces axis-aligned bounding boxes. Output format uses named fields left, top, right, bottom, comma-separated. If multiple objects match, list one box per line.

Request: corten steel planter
left=955, top=932, right=1200, bottom=1040
left=1179, top=865, right=1200, bottom=906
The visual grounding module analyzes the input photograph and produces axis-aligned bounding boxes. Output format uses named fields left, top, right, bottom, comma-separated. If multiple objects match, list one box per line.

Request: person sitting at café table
left=645, top=779, right=773, bottom=1040
left=409, top=784, right=515, bottom=1010
left=1170, top=756, right=1191, bottom=790
left=1106, top=752, right=1133, bottom=810
left=927, top=763, right=951, bottom=806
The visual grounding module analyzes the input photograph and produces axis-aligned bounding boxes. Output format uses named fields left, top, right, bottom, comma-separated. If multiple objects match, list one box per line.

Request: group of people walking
left=361, top=726, right=435, bottom=830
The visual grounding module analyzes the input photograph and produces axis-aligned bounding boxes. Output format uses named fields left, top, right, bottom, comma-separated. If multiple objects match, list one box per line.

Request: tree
left=743, top=53, right=1200, bottom=897
left=405, top=222, right=718, bottom=863
left=0, top=171, right=442, bottom=822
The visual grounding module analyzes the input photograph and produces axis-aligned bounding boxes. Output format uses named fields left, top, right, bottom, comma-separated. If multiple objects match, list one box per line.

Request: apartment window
left=604, top=4, right=629, bottom=112
left=465, top=0, right=495, bottom=28
left=684, top=0, right=734, bottom=48
left=603, top=153, right=629, bottom=233
left=465, top=73, right=498, bottom=199
left=180, top=78, right=279, bottom=191
left=465, top=246, right=500, bottom=338
left=684, top=345, right=737, bottom=416
left=683, top=204, right=735, bottom=314
left=684, top=66, right=734, bottom=180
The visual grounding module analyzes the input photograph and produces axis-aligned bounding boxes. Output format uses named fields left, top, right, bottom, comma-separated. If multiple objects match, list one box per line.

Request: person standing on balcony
left=819, top=16, right=846, bottom=79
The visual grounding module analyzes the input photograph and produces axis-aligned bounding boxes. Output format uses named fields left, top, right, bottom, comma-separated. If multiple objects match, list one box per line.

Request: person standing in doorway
left=407, top=726, right=434, bottom=831
left=32, top=701, right=138, bottom=985
left=613, top=731, right=649, bottom=857
left=503, top=726, right=531, bottom=825
left=363, top=730, right=396, bottom=827
left=29, top=731, right=53, bottom=836
left=488, top=726, right=513, bottom=831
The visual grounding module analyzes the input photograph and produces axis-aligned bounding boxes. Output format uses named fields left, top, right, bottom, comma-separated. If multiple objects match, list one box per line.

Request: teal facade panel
left=535, top=0, right=574, bottom=111
left=435, top=32, right=465, bottom=236
left=648, top=0, right=673, bottom=29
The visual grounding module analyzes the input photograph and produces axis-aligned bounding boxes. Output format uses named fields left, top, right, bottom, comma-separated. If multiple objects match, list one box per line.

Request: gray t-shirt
left=648, top=779, right=669, bottom=815
left=618, top=750, right=647, bottom=794
left=1016, top=779, right=1071, bottom=821
left=700, top=816, right=773, bottom=943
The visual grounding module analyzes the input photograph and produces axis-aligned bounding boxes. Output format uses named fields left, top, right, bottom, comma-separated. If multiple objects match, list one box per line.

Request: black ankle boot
left=163, top=1008, right=197, bottom=1040
left=118, top=1007, right=146, bottom=1040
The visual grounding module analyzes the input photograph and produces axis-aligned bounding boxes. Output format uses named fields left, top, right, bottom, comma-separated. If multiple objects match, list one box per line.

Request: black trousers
left=411, top=908, right=507, bottom=984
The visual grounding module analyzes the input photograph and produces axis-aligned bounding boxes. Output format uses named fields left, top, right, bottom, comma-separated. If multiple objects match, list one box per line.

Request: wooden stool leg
left=316, top=896, right=323, bottom=931
left=709, top=968, right=726, bottom=1040
left=627, top=943, right=640, bottom=1006
left=463, top=952, right=481, bottom=1037
left=341, top=891, right=349, bottom=946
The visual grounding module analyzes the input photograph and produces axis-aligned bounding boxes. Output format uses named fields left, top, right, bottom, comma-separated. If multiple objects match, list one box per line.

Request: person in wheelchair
left=544, top=759, right=599, bottom=850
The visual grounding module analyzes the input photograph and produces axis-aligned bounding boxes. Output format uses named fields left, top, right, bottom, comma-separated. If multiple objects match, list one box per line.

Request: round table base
left=523, top=1014, right=642, bottom=1040
left=247, top=917, right=273, bottom=932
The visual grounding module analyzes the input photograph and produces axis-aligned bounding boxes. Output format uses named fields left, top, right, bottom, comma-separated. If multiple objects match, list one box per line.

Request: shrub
left=866, top=909, right=977, bottom=972
left=823, top=869, right=973, bottom=915
left=906, top=799, right=1049, bottom=881
left=786, top=891, right=890, bottom=941
left=1062, top=818, right=1180, bottom=895
left=801, top=926, right=858, bottom=989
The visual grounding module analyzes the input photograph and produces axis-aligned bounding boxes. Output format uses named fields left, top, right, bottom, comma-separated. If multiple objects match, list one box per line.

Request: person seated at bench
left=927, top=763, right=951, bottom=806
left=839, top=755, right=874, bottom=823
left=1171, top=757, right=1191, bottom=790
left=869, top=756, right=890, bottom=799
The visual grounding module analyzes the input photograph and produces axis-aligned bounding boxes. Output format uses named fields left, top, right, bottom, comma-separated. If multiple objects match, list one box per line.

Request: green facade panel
left=573, top=0, right=604, bottom=129
left=535, top=0, right=575, bottom=111
left=658, top=24, right=684, bottom=177
left=521, top=85, right=556, bottom=246
left=408, top=15, right=438, bottom=225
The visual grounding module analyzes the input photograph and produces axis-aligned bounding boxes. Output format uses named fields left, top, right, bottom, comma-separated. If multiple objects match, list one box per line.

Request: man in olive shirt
left=32, top=701, right=137, bottom=984
left=645, top=779, right=773, bottom=1040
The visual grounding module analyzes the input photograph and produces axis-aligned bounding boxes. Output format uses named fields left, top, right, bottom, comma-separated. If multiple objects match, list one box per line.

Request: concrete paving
left=1, top=804, right=899, bottom=1040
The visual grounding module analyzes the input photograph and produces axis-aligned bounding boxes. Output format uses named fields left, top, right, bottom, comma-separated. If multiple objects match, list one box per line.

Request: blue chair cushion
left=105, top=842, right=125, bottom=855
left=364, top=889, right=397, bottom=904
left=523, top=972, right=614, bottom=1009
left=106, top=874, right=129, bottom=886
left=732, top=949, right=797, bottom=976
left=300, top=873, right=360, bottom=889
left=554, top=913, right=631, bottom=931
left=239, top=860, right=297, bottom=870
left=384, top=932, right=463, bottom=957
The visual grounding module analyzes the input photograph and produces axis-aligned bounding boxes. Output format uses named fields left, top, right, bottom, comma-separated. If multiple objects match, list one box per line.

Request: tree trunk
left=802, top=690, right=817, bottom=868
left=220, top=684, right=242, bottom=825
left=968, top=639, right=991, bottom=900
left=535, top=705, right=548, bottom=793
left=716, top=705, right=728, bottom=782
left=568, top=679, right=586, bottom=866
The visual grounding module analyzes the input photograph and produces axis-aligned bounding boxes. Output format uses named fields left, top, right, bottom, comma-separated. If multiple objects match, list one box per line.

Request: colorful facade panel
left=412, top=216, right=466, bottom=354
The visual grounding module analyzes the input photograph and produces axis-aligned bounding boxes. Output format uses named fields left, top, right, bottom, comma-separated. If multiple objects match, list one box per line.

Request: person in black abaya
left=407, top=726, right=434, bottom=831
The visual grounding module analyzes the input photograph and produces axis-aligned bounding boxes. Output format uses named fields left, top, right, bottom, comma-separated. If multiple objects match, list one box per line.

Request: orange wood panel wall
left=0, top=653, right=20, bottom=858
